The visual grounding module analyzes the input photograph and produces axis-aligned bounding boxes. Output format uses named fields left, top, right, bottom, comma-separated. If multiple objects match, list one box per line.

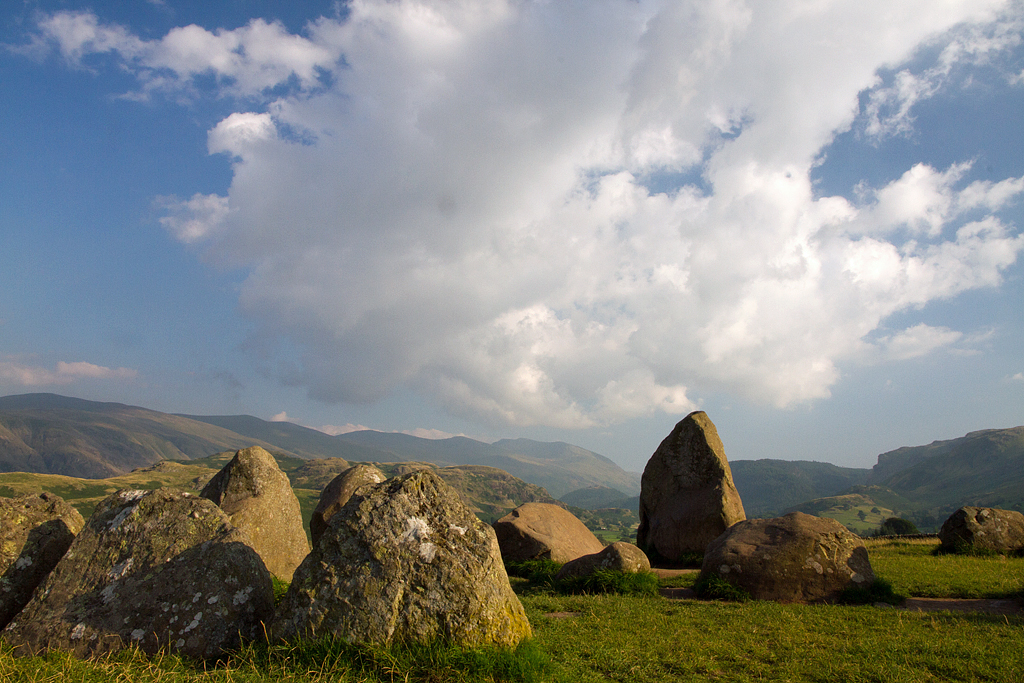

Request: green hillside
left=729, top=459, right=870, bottom=517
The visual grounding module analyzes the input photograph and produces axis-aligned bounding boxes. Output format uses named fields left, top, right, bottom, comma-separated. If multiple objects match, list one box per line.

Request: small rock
left=493, top=503, right=604, bottom=564
left=555, top=542, right=651, bottom=581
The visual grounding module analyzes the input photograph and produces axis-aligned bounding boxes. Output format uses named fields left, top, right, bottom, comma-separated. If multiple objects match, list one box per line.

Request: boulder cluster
left=0, top=446, right=530, bottom=659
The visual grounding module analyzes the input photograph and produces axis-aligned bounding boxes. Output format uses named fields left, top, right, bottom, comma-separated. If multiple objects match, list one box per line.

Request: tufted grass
left=2, top=541, right=1022, bottom=682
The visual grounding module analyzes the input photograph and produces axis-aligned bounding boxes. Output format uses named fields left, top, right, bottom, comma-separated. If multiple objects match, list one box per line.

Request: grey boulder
left=493, top=502, right=604, bottom=564
left=310, top=464, right=386, bottom=547
left=273, top=470, right=531, bottom=648
left=700, top=511, right=874, bottom=603
left=2, top=488, right=273, bottom=659
left=554, top=542, right=651, bottom=581
left=939, top=506, right=1024, bottom=553
left=0, top=493, right=85, bottom=630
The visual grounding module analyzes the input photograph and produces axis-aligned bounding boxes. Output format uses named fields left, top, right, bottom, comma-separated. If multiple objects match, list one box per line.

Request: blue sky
left=2, top=0, right=1023, bottom=474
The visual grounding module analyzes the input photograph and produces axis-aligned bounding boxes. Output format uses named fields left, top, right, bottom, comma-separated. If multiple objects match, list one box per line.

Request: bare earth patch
left=902, top=597, right=1023, bottom=615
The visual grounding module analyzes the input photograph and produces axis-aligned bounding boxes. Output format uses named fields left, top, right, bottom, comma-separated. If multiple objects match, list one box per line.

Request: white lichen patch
left=14, top=556, right=33, bottom=569
left=419, top=542, right=438, bottom=562
left=233, top=586, right=254, bottom=606
left=100, top=584, right=117, bottom=604
left=448, top=524, right=467, bottom=536
left=108, top=558, right=134, bottom=580
left=192, top=592, right=202, bottom=603
left=207, top=595, right=219, bottom=604
left=400, top=517, right=432, bottom=543
left=131, top=629, right=146, bottom=641
left=70, top=623, right=86, bottom=640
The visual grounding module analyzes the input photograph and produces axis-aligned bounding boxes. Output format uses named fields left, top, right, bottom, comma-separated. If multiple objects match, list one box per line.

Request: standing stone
left=201, top=446, right=310, bottom=581
left=700, top=511, right=874, bottom=602
left=2, top=488, right=273, bottom=659
left=273, top=471, right=531, bottom=648
left=493, top=503, right=605, bottom=564
left=0, top=493, right=85, bottom=630
left=554, top=542, right=651, bottom=581
left=310, top=464, right=386, bottom=546
left=939, top=506, right=1024, bottom=553
left=636, top=412, right=746, bottom=564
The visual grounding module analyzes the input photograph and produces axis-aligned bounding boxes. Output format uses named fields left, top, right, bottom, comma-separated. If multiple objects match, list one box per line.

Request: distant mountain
left=560, top=486, right=631, bottom=509
left=335, top=431, right=640, bottom=498
left=0, top=393, right=288, bottom=478
left=864, top=426, right=1024, bottom=526
left=729, top=459, right=871, bottom=518
left=0, top=393, right=640, bottom=498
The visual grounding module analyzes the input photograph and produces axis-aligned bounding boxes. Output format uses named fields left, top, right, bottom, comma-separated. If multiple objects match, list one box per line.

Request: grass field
left=1, top=538, right=1021, bottom=682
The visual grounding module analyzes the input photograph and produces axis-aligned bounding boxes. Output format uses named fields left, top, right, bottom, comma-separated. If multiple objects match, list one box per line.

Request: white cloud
left=30, top=0, right=1024, bottom=427
left=156, top=193, right=231, bottom=243
left=1011, top=372, right=1024, bottom=382
left=0, top=359, right=138, bottom=386
left=876, top=324, right=963, bottom=361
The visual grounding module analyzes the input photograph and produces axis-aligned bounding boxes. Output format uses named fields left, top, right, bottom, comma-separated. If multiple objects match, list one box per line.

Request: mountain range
left=1, top=393, right=1021, bottom=533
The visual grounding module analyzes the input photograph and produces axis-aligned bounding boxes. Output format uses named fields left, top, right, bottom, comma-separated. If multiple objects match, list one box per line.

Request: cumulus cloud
left=156, top=193, right=231, bottom=243
left=0, top=359, right=138, bottom=386
left=29, top=0, right=1024, bottom=427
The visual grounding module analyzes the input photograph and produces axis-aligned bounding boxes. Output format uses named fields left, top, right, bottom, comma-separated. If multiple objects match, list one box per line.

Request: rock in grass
left=2, top=488, right=273, bottom=659
left=554, top=542, right=651, bottom=581
left=201, top=446, right=310, bottom=581
left=273, top=470, right=531, bottom=648
left=0, top=493, right=85, bottom=630
left=310, top=464, right=386, bottom=546
left=700, top=511, right=874, bottom=603
left=636, top=411, right=746, bottom=564
left=493, top=503, right=604, bottom=564
left=939, top=506, right=1024, bottom=554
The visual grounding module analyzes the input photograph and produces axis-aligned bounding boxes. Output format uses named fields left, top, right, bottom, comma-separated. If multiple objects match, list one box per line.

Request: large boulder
left=939, top=506, right=1024, bottom=553
left=273, top=470, right=531, bottom=648
left=3, top=488, right=273, bottom=659
left=700, top=511, right=874, bottom=602
left=201, top=446, right=310, bottom=581
left=493, top=503, right=604, bottom=564
left=554, top=542, right=651, bottom=581
left=636, top=412, right=746, bottom=564
left=0, top=493, right=85, bottom=630
left=310, top=464, right=386, bottom=547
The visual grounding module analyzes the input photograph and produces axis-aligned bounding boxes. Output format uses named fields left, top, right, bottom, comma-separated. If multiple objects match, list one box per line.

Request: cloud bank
left=0, top=359, right=138, bottom=386
left=29, top=0, right=1024, bottom=428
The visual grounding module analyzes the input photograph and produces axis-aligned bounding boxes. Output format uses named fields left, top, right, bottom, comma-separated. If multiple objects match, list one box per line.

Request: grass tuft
left=692, top=574, right=752, bottom=602
left=555, top=569, right=660, bottom=597
left=837, top=577, right=906, bottom=605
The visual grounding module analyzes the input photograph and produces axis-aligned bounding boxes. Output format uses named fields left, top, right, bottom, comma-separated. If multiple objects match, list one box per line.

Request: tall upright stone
left=0, top=493, right=85, bottom=630
left=636, top=411, right=746, bottom=564
left=201, top=446, right=310, bottom=581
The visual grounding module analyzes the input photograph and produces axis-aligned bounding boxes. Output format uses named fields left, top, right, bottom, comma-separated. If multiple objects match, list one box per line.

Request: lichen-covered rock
left=310, top=464, right=386, bottom=546
left=0, top=493, right=85, bottom=630
left=273, top=471, right=531, bottom=648
left=939, top=506, right=1024, bottom=553
left=493, top=503, right=604, bottom=564
left=700, top=511, right=874, bottom=603
left=201, top=446, right=310, bottom=581
left=636, top=412, right=746, bottom=563
left=2, top=488, right=273, bottom=659
left=554, top=542, right=651, bottom=581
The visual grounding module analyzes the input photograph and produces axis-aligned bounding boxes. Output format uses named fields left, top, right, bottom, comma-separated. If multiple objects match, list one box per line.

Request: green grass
left=866, top=537, right=1024, bottom=598
left=3, top=531, right=1022, bottom=682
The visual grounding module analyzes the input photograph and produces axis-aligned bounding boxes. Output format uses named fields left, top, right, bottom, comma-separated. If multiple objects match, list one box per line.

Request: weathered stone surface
left=274, top=471, right=531, bottom=648
left=939, top=506, right=1024, bottom=553
left=700, top=511, right=874, bottom=603
left=2, top=488, right=273, bottom=659
left=310, top=464, right=386, bottom=547
left=493, top=503, right=604, bottom=564
left=554, top=542, right=651, bottom=581
left=0, top=493, right=85, bottom=630
left=636, top=412, right=746, bottom=563
left=201, top=446, right=310, bottom=581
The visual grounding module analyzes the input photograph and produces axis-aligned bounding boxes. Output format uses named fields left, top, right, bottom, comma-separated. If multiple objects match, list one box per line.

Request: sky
left=1, top=0, right=1023, bottom=474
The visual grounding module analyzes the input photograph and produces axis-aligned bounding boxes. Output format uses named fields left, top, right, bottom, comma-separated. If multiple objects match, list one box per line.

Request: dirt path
left=901, top=597, right=1023, bottom=616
